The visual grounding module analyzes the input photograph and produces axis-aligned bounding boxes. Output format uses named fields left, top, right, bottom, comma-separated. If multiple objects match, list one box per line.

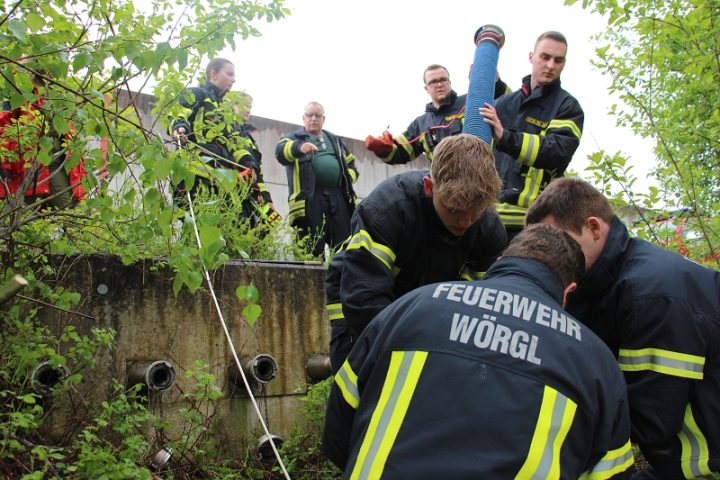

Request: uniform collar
left=578, top=216, right=630, bottom=297
left=425, top=90, right=459, bottom=114
left=485, top=256, right=565, bottom=305
left=521, top=75, right=561, bottom=98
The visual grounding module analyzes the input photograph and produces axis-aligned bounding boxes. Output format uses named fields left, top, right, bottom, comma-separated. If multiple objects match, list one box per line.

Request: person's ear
left=586, top=217, right=604, bottom=241
left=422, top=176, right=434, bottom=198
left=562, top=281, right=577, bottom=308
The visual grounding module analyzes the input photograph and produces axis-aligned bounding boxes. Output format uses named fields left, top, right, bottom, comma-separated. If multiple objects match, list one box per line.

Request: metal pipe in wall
left=228, top=354, right=278, bottom=388
left=257, top=433, right=283, bottom=462
left=306, top=354, right=332, bottom=382
left=31, top=361, right=69, bottom=395
left=126, top=360, right=176, bottom=392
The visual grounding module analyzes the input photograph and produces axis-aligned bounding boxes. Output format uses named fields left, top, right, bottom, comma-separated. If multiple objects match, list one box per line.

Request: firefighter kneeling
left=323, top=224, right=635, bottom=479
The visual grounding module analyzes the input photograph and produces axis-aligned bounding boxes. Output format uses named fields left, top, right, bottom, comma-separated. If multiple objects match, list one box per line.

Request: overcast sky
left=215, top=0, right=655, bottom=188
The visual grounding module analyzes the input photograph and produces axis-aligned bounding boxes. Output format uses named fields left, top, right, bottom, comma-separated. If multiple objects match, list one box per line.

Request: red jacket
left=0, top=97, right=86, bottom=200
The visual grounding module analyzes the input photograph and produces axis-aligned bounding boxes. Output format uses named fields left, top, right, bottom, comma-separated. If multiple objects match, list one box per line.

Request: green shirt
left=310, top=134, right=341, bottom=188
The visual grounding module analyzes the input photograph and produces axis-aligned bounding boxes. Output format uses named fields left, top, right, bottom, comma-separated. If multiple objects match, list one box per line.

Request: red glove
left=364, top=131, right=394, bottom=157
left=238, top=167, right=256, bottom=185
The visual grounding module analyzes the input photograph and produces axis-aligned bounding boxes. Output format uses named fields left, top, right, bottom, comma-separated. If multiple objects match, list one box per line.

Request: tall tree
left=572, top=0, right=720, bottom=264
left=0, top=0, right=289, bottom=289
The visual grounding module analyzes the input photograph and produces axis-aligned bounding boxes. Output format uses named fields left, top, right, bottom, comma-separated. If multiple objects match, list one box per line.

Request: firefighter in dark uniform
left=480, top=31, right=584, bottom=240
left=230, top=92, right=281, bottom=226
left=364, top=64, right=509, bottom=164
left=325, top=134, right=507, bottom=372
left=171, top=58, right=245, bottom=202
left=526, top=177, right=720, bottom=480
left=323, top=223, right=634, bottom=479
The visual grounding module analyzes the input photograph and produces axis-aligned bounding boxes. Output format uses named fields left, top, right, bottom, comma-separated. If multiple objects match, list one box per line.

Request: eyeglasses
left=304, top=112, right=324, bottom=118
left=426, top=77, right=449, bottom=87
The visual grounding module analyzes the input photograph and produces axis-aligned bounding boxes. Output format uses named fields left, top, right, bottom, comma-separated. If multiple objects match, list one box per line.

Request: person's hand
left=364, top=131, right=394, bottom=157
left=173, top=126, right=188, bottom=145
left=478, top=103, right=503, bottom=142
left=299, top=142, right=318, bottom=155
left=238, top=167, right=256, bottom=185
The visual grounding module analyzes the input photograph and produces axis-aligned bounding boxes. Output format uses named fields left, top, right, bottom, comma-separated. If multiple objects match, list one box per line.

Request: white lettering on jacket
left=449, top=313, right=542, bottom=365
left=433, top=283, right=582, bottom=341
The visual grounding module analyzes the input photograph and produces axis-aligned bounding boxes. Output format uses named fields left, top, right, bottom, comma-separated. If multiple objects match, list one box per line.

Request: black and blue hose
left=463, top=25, right=505, bottom=144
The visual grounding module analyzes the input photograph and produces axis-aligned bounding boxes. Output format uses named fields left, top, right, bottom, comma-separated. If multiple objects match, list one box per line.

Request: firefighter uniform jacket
left=567, top=217, right=720, bottom=479
left=234, top=123, right=274, bottom=206
left=323, top=256, right=634, bottom=479
left=379, top=81, right=508, bottom=165
left=171, top=82, right=237, bottom=172
left=274, top=128, right=358, bottom=228
left=493, top=75, right=583, bottom=229
left=325, top=170, right=507, bottom=370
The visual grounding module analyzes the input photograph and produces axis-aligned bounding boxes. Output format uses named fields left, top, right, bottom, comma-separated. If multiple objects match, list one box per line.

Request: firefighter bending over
left=323, top=223, right=634, bottom=479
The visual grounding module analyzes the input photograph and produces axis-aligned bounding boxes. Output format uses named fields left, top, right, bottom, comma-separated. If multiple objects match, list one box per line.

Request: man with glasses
left=364, top=64, right=508, bottom=164
left=275, top=101, right=359, bottom=256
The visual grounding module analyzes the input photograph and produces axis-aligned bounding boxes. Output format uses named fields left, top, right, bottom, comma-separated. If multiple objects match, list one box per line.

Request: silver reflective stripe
left=356, top=352, right=416, bottom=479
left=532, top=393, right=573, bottom=478
left=619, top=351, right=704, bottom=376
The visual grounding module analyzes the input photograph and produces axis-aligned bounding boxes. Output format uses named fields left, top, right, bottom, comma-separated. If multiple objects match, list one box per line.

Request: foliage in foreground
left=569, top=0, right=720, bottom=266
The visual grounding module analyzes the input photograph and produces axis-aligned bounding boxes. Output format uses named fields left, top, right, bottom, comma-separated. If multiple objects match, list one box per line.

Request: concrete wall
left=40, top=255, right=330, bottom=457
left=36, top=92, right=432, bottom=459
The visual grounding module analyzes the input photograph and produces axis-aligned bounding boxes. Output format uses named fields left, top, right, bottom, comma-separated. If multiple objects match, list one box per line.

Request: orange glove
left=364, top=131, right=394, bottom=157
left=238, top=167, right=256, bottom=185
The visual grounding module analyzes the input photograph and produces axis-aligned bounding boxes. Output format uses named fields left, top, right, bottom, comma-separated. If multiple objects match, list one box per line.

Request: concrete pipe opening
left=31, top=361, right=69, bottom=395
left=306, top=354, right=332, bottom=382
left=127, top=360, right=176, bottom=392
left=149, top=446, right=173, bottom=472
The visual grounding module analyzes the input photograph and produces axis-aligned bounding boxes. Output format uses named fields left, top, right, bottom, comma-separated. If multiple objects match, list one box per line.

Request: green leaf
left=52, top=115, right=70, bottom=135
left=25, top=13, right=45, bottom=31
left=235, top=284, right=259, bottom=302
left=7, top=19, right=27, bottom=41
left=72, top=52, right=94, bottom=71
left=242, top=303, right=262, bottom=326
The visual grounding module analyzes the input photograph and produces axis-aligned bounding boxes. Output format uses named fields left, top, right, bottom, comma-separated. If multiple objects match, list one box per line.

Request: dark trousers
left=300, top=187, right=352, bottom=256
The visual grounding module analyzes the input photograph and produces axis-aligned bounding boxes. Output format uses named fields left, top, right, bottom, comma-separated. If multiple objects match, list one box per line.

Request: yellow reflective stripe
left=547, top=118, right=582, bottom=140
left=515, top=385, right=577, bottom=479
left=618, top=348, right=705, bottom=380
left=679, top=403, right=716, bottom=478
left=496, top=202, right=529, bottom=227
left=326, top=302, right=344, bottom=321
left=519, top=132, right=541, bottom=166
left=256, top=181, right=268, bottom=193
left=348, top=168, right=358, bottom=183
left=396, top=133, right=415, bottom=159
left=459, top=263, right=485, bottom=281
left=351, top=351, right=428, bottom=480
left=335, top=361, right=359, bottom=409
left=282, top=138, right=298, bottom=162
left=579, top=440, right=634, bottom=480
left=445, top=110, right=464, bottom=122
left=518, top=168, right=544, bottom=208
left=419, top=134, right=433, bottom=160
left=346, top=229, right=396, bottom=271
